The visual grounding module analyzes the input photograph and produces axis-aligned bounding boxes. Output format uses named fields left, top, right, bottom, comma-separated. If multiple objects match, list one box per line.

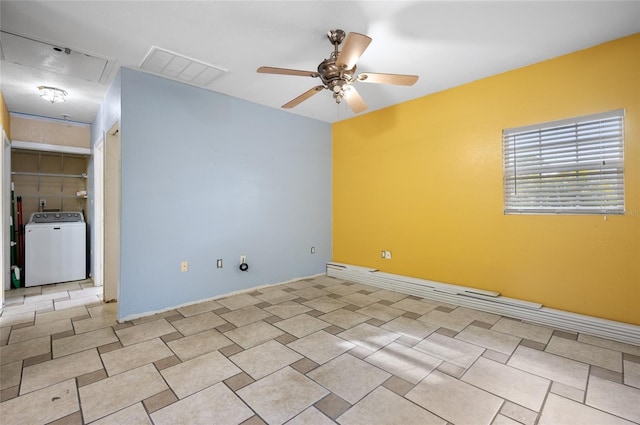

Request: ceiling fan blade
left=357, top=73, right=419, bottom=86
left=257, top=66, right=319, bottom=78
left=345, top=87, right=368, bottom=113
left=282, top=86, right=324, bottom=109
left=336, top=32, right=372, bottom=69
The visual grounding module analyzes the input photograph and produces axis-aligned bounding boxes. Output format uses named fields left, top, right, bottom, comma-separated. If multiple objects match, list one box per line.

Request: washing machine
left=25, top=211, right=86, bottom=287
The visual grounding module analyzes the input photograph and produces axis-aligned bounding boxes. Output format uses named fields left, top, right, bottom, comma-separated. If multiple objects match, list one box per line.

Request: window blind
left=503, top=109, right=624, bottom=215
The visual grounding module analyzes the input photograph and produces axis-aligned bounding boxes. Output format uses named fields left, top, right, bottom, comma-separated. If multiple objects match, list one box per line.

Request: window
left=503, top=109, right=624, bottom=215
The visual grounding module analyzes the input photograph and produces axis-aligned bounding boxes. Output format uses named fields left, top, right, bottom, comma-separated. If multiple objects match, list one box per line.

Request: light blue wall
left=116, top=68, right=331, bottom=319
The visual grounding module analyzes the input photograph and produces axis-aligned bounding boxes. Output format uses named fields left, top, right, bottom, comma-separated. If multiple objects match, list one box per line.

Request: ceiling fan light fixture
left=38, top=86, right=67, bottom=103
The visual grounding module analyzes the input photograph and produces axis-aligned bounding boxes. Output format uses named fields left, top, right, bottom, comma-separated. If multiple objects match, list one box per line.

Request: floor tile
left=492, top=414, right=522, bottom=425
left=170, top=311, right=226, bottom=335
left=224, top=372, right=254, bottom=391
left=381, top=316, right=439, bottom=341
left=9, top=318, right=73, bottom=344
left=287, top=407, right=335, bottom=425
left=230, top=340, right=303, bottom=380
left=365, top=342, right=441, bottom=384
left=318, top=309, right=369, bottom=329
left=491, top=317, right=553, bottom=344
left=90, top=402, right=152, bottom=425
left=273, top=314, right=330, bottom=338
left=291, top=357, right=320, bottom=374
left=101, top=338, right=173, bottom=376
left=42, top=282, right=82, bottom=294
left=87, top=303, right=117, bottom=318
left=307, top=353, right=390, bottom=404
left=1, top=299, right=53, bottom=316
left=152, top=382, right=253, bottom=425
left=0, top=311, right=34, bottom=328
left=54, top=295, right=102, bottom=310
left=0, top=335, right=50, bottom=365
left=413, top=332, right=484, bottom=369
left=224, top=320, right=285, bottom=349
left=0, top=360, right=22, bottom=390
left=355, top=303, right=405, bottom=322
left=255, top=288, right=298, bottom=304
left=390, top=298, right=438, bottom=315
left=462, top=357, right=550, bottom=411
left=290, top=287, right=330, bottom=300
left=338, top=386, right=446, bottom=425
left=48, top=410, right=83, bottom=425
left=161, top=350, right=241, bottom=399
left=286, top=280, right=319, bottom=290
left=449, top=306, right=501, bottom=325
left=323, top=283, right=362, bottom=296
left=220, top=306, right=270, bottom=327
left=577, top=334, right=640, bottom=357
left=238, top=367, right=329, bottom=424
left=382, top=375, right=415, bottom=396
left=114, top=318, right=176, bottom=346
left=79, top=364, right=168, bottom=423
left=0, top=378, right=78, bottom=425
left=624, top=360, right=640, bottom=389
left=500, top=400, right=538, bottom=425
left=338, top=292, right=379, bottom=307
left=77, top=369, right=108, bottom=388
left=287, top=330, right=354, bottom=365
left=263, top=301, right=312, bottom=319
left=216, top=294, right=262, bottom=311
left=53, top=327, right=118, bottom=358
left=72, top=313, right=118, bottom=334
left=545, top=335, right=623, bottom=372
left=176, top=299, right=223, bottom=317
left=539, top=393, right=634, bottom=425
left=368, top=289, right=408, bottom=303
left=167, top=328, right=232, bottom=361
left=406, top=370, right=503, bottom=425
left=20, top=349, right=102, bottom=395
left=302, top=296, right=348, bottom=313
left=455, top=325, right=521, bottom=355
left=550, top=381, right=585, bottom=402
left=585, top=376, right=640, bottom=422
left=36, top=306, right=88, bottom=325
left=507, top=345, right=589, bottom=389
left=337, top=323, right=400, bottom=352
left=418, top=309, right=475, bottom=331
left=314, top=393, right=351, bottom=419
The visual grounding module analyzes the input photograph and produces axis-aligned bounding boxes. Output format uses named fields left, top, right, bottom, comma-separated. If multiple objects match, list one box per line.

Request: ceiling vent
left=139, top=46, right=227, bottom=88
left=0, top=31, right=110, bottom=83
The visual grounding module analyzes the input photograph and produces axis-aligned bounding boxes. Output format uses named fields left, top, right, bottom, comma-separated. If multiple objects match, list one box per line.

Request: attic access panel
left=0, top=31, right=109, bottom=83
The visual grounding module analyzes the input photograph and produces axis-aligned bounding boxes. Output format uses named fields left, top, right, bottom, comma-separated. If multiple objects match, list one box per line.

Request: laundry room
left=7, top=113, right=91, bottom=290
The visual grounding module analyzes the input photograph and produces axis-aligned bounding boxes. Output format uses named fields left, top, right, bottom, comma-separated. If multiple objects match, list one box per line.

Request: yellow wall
left=0, top=91, right=9, bottom=139
left=333, top=34, right=640, bottom=325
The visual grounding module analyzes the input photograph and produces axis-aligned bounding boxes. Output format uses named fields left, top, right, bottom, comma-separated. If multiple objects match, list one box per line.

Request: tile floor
left=1, top=276, right=639, bottom=424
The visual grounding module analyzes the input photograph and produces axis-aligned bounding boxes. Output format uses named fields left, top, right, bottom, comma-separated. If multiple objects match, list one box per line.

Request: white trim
left=327, top=262, right=640, bottom=346
left=119, top=273, right=325, bottom=322
left=11, top=140, right=91, bottom=155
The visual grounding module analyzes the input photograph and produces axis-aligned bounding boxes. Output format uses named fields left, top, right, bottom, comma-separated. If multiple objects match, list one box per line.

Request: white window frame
left=503, top=109, right=625, bottom=215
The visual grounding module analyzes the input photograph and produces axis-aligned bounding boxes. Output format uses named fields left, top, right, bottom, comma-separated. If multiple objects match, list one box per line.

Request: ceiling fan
left=257, top=29, right=419, bottom=113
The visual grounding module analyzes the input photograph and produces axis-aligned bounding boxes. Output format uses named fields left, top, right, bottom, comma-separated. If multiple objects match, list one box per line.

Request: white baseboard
left=327, top=262, right=640, bottom=346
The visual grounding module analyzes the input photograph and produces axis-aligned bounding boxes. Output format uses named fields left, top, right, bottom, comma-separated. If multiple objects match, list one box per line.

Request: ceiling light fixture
left=38, top=86, right=67, bottom=103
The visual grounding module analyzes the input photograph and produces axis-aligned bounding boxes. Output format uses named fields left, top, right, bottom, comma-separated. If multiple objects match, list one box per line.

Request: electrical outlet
left=40, top=199, right=46, bottom=207
left=216, top=259, right=223, bottom=268
left=383, top=250, right=392, bottom=259
left=311, top=246, right=315, bottom=254
left=240, top=255, right=246, bottom=264
left=181, top=260, right=188, bottom=272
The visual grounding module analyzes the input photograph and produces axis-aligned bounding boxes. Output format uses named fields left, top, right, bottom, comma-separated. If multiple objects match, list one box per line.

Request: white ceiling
left=1, top=1, right=639, bottom=125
